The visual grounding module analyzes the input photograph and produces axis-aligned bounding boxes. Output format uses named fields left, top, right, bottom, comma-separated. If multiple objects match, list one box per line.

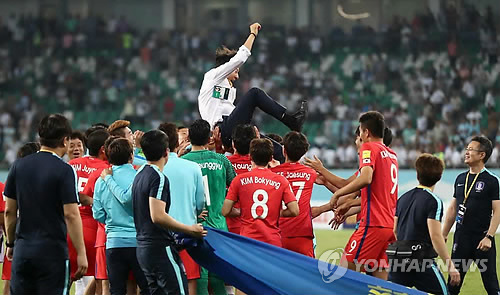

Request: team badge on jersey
left=362, top=150, right=371, bottom=164
left=475, top=181, right=485, bottom=192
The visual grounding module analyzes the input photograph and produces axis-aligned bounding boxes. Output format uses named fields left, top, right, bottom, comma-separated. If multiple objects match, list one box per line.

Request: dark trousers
left=389, top=260, right=448, bottom=295
left=136, top=245, right=188, bottom=295
left=10, top=257, right=70, bottom=295
left=448, top=230, right=499, bottom=295
left=220, top=87, right=286, bottom=162
left=106, top=247, right=149, bottom=295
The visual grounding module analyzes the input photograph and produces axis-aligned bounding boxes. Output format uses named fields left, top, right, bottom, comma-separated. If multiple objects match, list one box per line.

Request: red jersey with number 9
left=226, top=168, right=296, bottom=247
left=69, top=156, right=109, bottom=217
left=271, top=162, right=316, bottom=239
left=358, top=141, right=398, bottom=228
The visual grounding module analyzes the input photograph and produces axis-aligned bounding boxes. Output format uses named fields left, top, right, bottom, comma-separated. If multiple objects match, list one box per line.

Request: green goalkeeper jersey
left=182, top=150, right=236, bottom=230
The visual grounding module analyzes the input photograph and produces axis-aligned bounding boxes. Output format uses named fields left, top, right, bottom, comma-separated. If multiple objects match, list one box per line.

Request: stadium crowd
left=0, top=4, right=499, bottom=168
left=0, top=12, right=499, bottom=295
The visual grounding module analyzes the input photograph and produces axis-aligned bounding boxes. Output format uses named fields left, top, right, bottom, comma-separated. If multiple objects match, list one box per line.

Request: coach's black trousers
left=136, top=245, right=188, bottom=295
left=448, top=230, right=499, bottom=295
left=106, top=247, right=149, bottom=295
left=220, top=87, right=286, bottom=162
left=389, top=260, right=448, bottom=295
left=10, top=257, right=69, bottom=295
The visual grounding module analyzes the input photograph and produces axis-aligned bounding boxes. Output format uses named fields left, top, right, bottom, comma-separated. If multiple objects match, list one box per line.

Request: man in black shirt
left=133, top=130, right=206, bottom=295
left=3, top=114, right=88, bottom=294
left=442, top=135, right=500, bottom=295
left=390, top=154, right=460, bottom=294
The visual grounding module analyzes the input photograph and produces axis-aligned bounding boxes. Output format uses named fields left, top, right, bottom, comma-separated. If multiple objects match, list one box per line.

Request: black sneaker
left=285, top=100, right=308, bottom=132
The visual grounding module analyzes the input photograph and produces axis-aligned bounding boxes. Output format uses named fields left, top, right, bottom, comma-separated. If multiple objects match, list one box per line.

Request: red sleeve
left=282, top=179, right=296, bottom=204
left=226, top=177, right=240, bottom=202
left=359, top=143, right=376, bottom=170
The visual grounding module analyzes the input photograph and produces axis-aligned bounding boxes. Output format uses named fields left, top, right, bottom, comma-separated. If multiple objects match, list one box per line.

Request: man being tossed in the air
left=198, top=22, right=307, bottom=161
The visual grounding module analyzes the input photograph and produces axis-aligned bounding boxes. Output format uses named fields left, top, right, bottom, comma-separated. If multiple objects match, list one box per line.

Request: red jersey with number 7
left=271, top=162, right=316, bottom=239
left=226, top=168, right=296, bottom=247
left=358, top=141, right=398, bottom=228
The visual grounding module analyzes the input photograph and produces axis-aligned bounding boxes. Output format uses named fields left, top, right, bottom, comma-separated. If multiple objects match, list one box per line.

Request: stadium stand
left=0, top=5, right=499, bottom=168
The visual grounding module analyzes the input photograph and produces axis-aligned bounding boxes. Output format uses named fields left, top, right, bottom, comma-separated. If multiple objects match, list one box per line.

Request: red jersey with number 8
left=358, top=141, right=398, bottom=228
left=226, top=168, right=296, bottom=247
left=271, top=162, right=316, bottom=238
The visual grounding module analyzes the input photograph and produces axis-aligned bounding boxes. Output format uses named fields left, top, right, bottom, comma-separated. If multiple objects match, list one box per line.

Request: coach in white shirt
left=198, top=22, right=307, bottom=159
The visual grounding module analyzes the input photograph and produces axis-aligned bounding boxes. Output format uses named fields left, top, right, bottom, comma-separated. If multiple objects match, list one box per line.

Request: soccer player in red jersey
left=271, top=131, right=317, bottom=257
left=222, top=138, right=299, bottom=247
left=68, top=129, right=110, bottom=295
left=226, top=124, right=257, bottom=235
left=330, top=111, right=398, bottom=280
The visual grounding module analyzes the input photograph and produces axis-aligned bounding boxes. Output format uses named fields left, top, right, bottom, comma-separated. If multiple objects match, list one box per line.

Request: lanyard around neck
left=464, top=172, right=480, bottom=204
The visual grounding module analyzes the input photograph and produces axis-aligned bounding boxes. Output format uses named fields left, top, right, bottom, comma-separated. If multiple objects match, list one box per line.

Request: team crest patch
left=362, top=150, right=371, bottom=159
left=475, top=181, right=485, bottom=192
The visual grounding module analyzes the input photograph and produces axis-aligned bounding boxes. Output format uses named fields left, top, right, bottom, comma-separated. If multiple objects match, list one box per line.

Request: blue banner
left=187, top=227, right=426, bottom=295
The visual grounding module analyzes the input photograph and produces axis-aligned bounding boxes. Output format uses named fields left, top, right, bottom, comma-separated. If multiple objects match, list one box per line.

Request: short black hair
left=415, top=153, right=444, bottom=187
left=86, top=129, right=110, bottom=157
left=104, top=135, right=121, bottom=159
left=383, top=127, right=393, bottom=147
left=140, top=130, right=169, bottom=162
left=70, top=131, right=85, bottom=143
left=215, top=46, right=237, bottom=67
left=359, top=111, right=385, bottom=138
left=470, top=135, right=493, bottom=163
left=38, top=114, right=72, bottom=148
left=283, top=131, right=309, bottom=162
left=85, top=123, right=108, bottom=138
left=232, top=124, right=257, bottom=155
left=84, top=123, right=108, bottom=148
left=355, top=126, right=360, bottom=137
left=250, top=138, right=274, bottom=166
left=189, top=119, right=211, bottom=146
left=266, top=133, right=284, bottom=145
left=158, top=122, right=179, bottom=151
left=17, top=142, right=41, bottom=159
left=107, top=138, right=133, bottom=166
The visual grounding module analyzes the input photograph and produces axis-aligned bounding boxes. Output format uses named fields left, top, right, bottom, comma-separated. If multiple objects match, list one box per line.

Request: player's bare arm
left=79, top=193, right=93, bottom=206
left=441, top=198, right=457, bottom=241
left=478, top=200, right=500, bottom=251
left=243, top=23, right=261, bottom=51
left=393, top=216, right=398, bottom=238
left=311, top=202, right=332, bottom=219
left=149, top=197, right=207, bottom=238
left=330, top=166, right=373, bottom=208
left=221, top=199, right=241, bottom=217
left=428, top=218, right=461, bottom=286
left=4, top=198, right=17, bottom=260
left=336, top=196, right=361, bottom=216
left=315, top=174, right=339, bottom=194
left=281, top=200, right=299, bottom=217
left=64, top=203, right=88, bottom=280
left=304, top=155, right=356, bottom=188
